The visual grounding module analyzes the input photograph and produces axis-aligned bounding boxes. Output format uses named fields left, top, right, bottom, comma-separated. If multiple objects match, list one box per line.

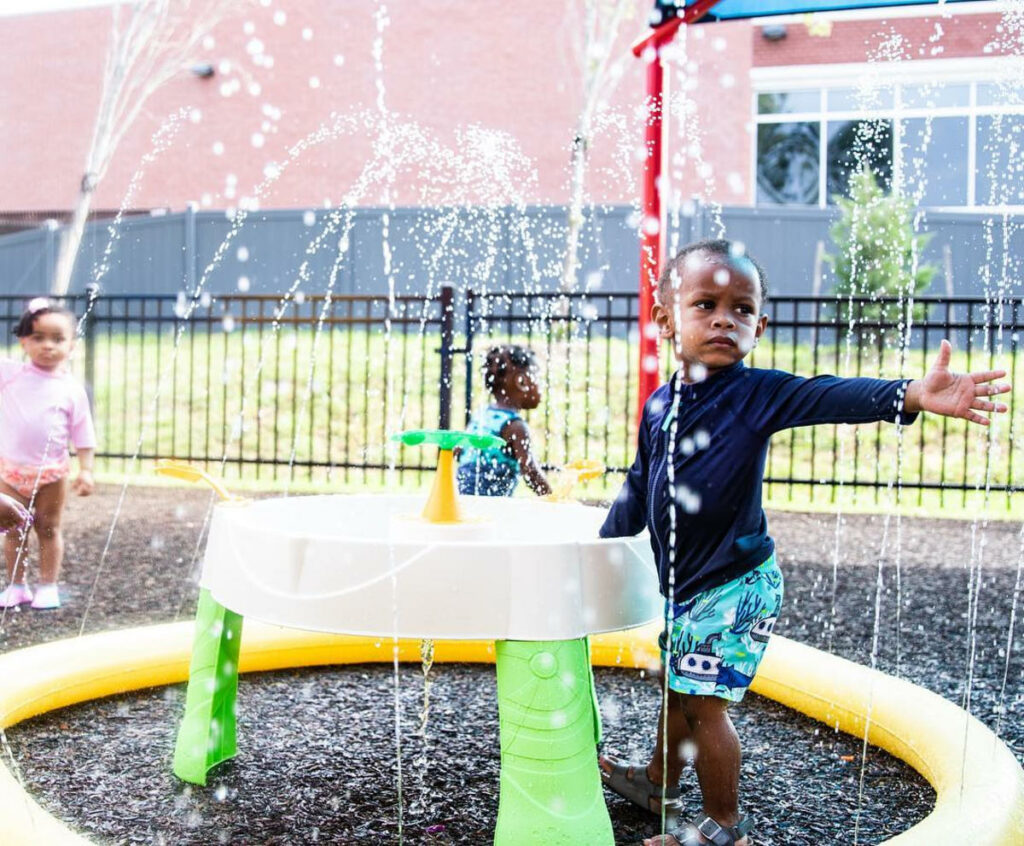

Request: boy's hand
left=907, top=339, right=1011, bottom=425
left=0, top=493, right=30, bottom=532
left=72, top=470, right=95, bottom=496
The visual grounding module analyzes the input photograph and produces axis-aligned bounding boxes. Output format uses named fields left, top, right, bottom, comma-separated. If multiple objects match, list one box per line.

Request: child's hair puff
left=483, top=345, right=537, bottom=391
left=13, top=297, right=77, bottom=338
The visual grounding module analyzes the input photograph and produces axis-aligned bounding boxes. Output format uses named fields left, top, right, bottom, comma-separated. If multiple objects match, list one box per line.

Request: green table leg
left=494, top=638, right=612, bottom=845
left=172, top=588, right=244, bottom=785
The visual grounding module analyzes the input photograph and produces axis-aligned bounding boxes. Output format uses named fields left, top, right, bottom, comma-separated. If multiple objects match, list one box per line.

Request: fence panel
left=0, top=292, right=1017, bottom=505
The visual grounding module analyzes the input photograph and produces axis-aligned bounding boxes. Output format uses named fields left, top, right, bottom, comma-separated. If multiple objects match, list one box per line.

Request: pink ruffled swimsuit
left=0, top=360, right=96, bottom=498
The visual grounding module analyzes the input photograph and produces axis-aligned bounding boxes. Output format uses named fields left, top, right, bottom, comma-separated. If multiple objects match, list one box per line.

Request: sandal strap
left=682, top=815, right=753, bottom=845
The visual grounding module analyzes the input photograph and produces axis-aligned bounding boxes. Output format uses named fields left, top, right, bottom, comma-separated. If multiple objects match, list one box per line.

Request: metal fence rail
left=0, top=291, right=1018, bottom=503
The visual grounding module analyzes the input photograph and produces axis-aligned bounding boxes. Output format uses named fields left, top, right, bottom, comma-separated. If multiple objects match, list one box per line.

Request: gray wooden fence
left=1, top=203, right=1021, bottom=300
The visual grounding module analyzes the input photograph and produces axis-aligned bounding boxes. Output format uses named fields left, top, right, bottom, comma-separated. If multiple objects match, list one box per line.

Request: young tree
left=825, top=166, right=938, bottom=346
left=52, top=0, right=249, bottom=296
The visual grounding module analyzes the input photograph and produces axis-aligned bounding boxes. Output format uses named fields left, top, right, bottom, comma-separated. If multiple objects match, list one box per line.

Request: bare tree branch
left=53, top=0, right=251, bottom=295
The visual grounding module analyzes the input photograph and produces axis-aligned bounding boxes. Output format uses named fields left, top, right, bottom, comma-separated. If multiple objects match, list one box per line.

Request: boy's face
left=652, top=251, right=767, bottom=381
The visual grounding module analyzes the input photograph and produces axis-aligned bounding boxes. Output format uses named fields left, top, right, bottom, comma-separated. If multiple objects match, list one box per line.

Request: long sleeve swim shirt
left=600, top=361, right=917, bottom=604
left=0, top=360, right=97, bottom=466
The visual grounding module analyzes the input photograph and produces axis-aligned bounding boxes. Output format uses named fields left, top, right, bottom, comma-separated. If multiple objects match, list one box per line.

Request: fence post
left=185, top=202, right=198, bottom=294
left=81, top=285, right=98, bottom=413
left=438, top=285, right=455, bottom=430
left=463, top=288, right=477, bottom=426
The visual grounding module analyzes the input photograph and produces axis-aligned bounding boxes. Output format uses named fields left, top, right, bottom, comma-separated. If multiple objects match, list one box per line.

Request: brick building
left=1, top=1, right=1019, bottom=220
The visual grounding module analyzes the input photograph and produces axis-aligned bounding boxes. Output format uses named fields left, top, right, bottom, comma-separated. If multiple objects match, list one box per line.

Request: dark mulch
left=1, top=485, right=1022, bottom=845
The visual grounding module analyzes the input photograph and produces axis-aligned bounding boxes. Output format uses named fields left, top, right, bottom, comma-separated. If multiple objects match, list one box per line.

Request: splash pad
left=0, top=443, right=1022, bottom=843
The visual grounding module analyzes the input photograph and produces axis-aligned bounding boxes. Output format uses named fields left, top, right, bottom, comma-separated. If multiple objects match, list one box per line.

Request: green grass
left=14, top=324, right=1018, bottom=519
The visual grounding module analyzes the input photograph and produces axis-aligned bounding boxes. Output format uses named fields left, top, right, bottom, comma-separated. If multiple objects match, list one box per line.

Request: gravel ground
left=1, top=485, right=1022, bottom=845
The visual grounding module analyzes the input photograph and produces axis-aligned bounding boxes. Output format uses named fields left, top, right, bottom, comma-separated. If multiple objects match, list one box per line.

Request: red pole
left=636, top=51, right=664, bottom=424
left=633, top=1, right=722, bottom=425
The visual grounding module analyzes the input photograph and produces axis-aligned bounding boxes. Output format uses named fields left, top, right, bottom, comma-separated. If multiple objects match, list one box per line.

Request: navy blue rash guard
left=600, top=361, right=918, bottom=604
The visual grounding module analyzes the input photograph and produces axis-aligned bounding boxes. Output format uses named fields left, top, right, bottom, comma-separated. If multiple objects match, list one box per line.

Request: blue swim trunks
left=661, top=555, right=784, bottom=703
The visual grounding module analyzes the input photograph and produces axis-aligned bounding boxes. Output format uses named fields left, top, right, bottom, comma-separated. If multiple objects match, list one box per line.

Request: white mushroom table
left=172, top=492, right=660, bottom=845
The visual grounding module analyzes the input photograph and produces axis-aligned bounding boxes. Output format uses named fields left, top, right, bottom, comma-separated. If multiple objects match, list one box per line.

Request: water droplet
left=263, top=162, right=280, bottom=179
left=249, top=82, right=262, bottom=97
left=643, top=354, right=659, bottom=373
left=237, top=276, right=250, bottom=292
left=719, top=73, right=736, bottom=88
left=713, top=37, right=727, bottom=51
left=694, top=429, right=710, bottom=449
left=334, top=54, right=345, bottom=67
left=251, top=132, right=265, bottom=148
left=643, top=322, right=660, bottom=340
left=200, top=193, right=212, bottom=207
left=642, top=216, right=660, bottom=236
left=200, top=293, right=212, bottom=308
left=294, top=291, right=306, bottom=304
left=303, top=210, right=317, bottom=226
left=202, top=35, right=215, bottom=50
left=688, top=362, right=708, bottom=382
left=713, top=268, right=730, bottom=286
left=222, top=315, right=235, bottom=332
left=214, top=784, right=228, bottom=801
left=273, top=9, right=286, bottom=25
left=218, top=59, right=232, bottom=74
left=212, top=141, right=224, bottom=155
left=308, top=76, right=320, bottom=89
left=246, top=38, right=264, bottom=56
left=189, top=108, right=202, bottom=124
left=302, top=27, right=313, bottom=40
left=243, top=21, right=255, bottom=35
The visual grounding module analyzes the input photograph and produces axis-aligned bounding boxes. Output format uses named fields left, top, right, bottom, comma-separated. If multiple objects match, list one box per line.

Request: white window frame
left=750, top=56, right=1024, bottom=211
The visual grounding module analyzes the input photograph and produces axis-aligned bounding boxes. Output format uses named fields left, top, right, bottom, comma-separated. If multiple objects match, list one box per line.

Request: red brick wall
left=1, top=1, right=657, bottom=212
left=0, top=4, right=1010, bottom=215
left=754, top=12, right=1008, bottom=66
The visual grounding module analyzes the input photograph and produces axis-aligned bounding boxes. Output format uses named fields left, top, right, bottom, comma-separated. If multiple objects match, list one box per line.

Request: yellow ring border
left=1, top=621, right=1022, bottom=844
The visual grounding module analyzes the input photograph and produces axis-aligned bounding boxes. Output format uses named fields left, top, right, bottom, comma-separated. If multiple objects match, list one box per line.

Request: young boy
left=598, top=239, right=1010, bottom=846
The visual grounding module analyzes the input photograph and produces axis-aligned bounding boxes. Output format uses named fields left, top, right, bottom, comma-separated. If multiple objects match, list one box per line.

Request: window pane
left=977, top=82, right=1024, bottom=107
left=901, top=117, right=968, bottom=206
left=976, top=114, right=1024, bottom=206
left=826, top=119, right=893, bottom=203
left=757, top=90, right=820, bottom=115
left=757, top=121, right=820, bottom=204
left=827, top=86, right=894, bottom=112
left=901, top=83, right=970, bottom=110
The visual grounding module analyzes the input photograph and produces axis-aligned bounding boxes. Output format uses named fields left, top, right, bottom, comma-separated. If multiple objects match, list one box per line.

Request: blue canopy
left=679, top=0, right=986, bottom=21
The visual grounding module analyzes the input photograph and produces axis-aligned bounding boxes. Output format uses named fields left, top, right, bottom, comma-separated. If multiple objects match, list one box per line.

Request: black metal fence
left=1, top=291, right=1019, bottom=504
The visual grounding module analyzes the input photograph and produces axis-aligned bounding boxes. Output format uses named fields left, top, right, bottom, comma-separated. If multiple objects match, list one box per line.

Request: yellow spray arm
left=545, top=459, right=606, bottom=503
left=155, top=459, right=235, bottom=502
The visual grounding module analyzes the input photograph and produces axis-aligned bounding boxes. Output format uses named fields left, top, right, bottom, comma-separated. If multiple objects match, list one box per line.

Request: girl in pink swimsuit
left=0, top=299, right=97, bottom=610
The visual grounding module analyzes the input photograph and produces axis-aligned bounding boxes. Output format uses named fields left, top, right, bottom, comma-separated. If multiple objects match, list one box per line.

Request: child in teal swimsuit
left=457, top=345, right=551, bottom=497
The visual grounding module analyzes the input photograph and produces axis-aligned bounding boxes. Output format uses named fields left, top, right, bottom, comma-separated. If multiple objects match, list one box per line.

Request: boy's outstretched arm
left=903, top=339, right=1011, bottom=425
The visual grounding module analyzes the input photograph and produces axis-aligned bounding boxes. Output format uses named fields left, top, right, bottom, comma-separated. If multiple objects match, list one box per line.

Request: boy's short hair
left=483, top=344, right=536, bottom=391
left=657, top=239, right=768, bottom=308
left=13, top=297, right=77, bottom=338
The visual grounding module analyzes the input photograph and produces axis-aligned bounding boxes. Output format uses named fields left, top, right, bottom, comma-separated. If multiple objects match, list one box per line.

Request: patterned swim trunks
left=0, top=456, right=70, bottom=499
left=661, top=555, right=784, bottom=703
